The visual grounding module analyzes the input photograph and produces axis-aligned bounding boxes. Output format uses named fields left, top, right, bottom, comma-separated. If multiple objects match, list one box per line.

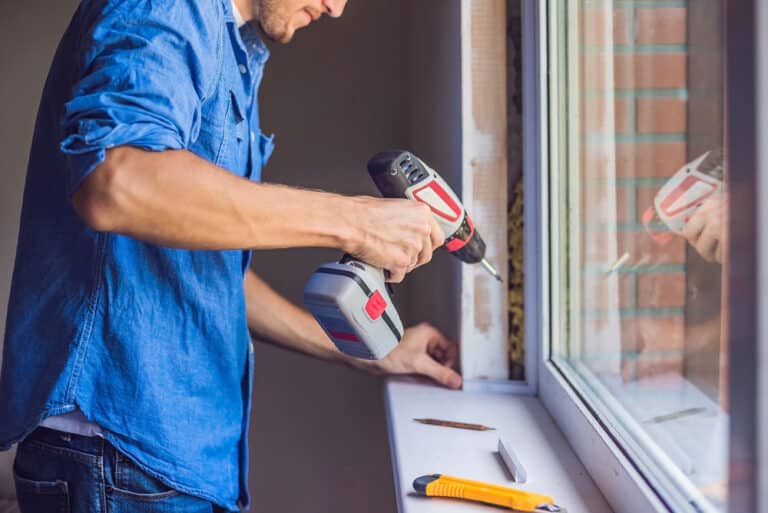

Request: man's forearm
left=243, top=270, right=373, bottom=371
left=73, top=147, right=357, bottom=251
left=73, top=145, right=447, bottom=283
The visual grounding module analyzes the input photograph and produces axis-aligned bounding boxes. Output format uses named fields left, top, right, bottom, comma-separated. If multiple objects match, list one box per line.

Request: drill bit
left=480, top=258, right=503, bottom=282
left=605, top=252, right=630, bottom=276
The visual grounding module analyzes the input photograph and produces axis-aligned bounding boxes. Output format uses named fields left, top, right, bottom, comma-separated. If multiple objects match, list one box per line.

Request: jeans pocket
left=13, top=471, right=70, bottom=513
left=109, top=451, right=180, bottom=501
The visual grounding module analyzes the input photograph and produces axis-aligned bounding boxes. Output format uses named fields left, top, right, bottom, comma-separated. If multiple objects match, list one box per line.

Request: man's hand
left=244, top=272, right=462, bottom=389
left=681, top=195, right=726, bottom=263
left=371, top=323, right=462, bottom=389
left=344, top=197, right=445, bottom=283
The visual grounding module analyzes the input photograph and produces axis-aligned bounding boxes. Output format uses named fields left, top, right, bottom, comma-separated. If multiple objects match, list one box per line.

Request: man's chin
left=277, top=31, right=295, bottom=44
left=259, top=21, right=296, bottom=44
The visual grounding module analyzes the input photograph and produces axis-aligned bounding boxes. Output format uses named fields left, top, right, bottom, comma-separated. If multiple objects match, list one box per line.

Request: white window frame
left=457, top=0, right=539, bottom=395
left=458, top=0, right=513, bottom=389
left=523, top=1, right=768, bottom=513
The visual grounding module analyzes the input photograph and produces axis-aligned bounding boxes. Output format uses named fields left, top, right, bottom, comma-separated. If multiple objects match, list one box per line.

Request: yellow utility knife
left=413, top=474, right=566, bottom=512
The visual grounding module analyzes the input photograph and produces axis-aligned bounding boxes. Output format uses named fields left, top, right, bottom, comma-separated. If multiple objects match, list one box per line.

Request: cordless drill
left=303, top=150, right=502, bottom=360
left=642, top=148, right=724, bottom=244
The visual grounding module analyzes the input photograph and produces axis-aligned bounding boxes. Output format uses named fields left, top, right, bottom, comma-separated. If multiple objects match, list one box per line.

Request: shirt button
left=250, top=131, right=256, bottom=142
left=238, top=64, right=247, bottom=75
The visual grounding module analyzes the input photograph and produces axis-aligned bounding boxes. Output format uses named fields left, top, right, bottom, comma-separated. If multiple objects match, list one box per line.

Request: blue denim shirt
left=0, top=1, right=274, bottom=510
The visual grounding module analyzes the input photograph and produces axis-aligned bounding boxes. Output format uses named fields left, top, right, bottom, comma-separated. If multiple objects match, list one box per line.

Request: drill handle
left=368, top=150, right=466, bottom=239
left=367, top=150, right=489, bottom=265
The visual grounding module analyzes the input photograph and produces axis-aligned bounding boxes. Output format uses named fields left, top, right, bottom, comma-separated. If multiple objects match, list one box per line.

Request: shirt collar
left=239, top=23, right=270, bottom=67
left=222, top=0, right=270, bottom=69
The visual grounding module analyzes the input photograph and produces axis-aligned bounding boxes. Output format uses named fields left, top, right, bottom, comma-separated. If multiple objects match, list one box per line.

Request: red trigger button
left=365, top=291, right=387, bottom=320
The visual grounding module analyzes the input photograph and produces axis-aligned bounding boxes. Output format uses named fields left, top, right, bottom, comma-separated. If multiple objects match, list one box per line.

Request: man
left=0, top=1, right=462, bottom=511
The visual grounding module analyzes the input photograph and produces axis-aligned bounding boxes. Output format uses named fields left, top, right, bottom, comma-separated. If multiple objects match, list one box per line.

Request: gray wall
left=248, top=2, right=407, bottom=511
left=251, top=3, right=462, bottom=512
left=0, top=1, right=463, bottom=511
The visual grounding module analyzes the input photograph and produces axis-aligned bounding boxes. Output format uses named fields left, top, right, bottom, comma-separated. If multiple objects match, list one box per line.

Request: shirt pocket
left=194, top=89, right=243, bottom=173
left=249, top=131, right=275, bottom=182
left=218, top=91, right=249, bottom=175
left=259, top=132, right=275, bottom=167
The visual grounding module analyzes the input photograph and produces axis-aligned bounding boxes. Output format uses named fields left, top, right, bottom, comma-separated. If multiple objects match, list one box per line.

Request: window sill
left=384, top=377, right=614, bottom=513
left=574, top=361, right=728, bottom=496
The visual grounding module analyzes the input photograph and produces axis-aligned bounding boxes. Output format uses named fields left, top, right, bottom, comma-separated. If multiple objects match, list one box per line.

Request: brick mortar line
left=581, top=349, right=687, bottom=362
left=582, top=89, right=688, bottom=99
left=580, top=45, right=688, bottom=54
left=583, top=0, right=688, bottom=8
left=615, top=45, right=688, bottom=54
left=581, top=221, right=667, bottom=231
left=582, top=307, right=686, bottom=319
left=581, top=265, right=686, bottom=275
left=583, top=133, right=687, bottom=143
left=585, top=177, right=671, bottom=186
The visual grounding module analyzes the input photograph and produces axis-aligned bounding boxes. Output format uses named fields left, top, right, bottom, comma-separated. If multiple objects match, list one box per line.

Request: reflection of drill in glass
left=642, top=148, right=724, bottom=246
left=608, top=149, right=724, bottom=274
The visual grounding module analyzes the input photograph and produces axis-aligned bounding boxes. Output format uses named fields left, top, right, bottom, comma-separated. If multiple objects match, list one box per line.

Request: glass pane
left=550, top=1, right=727, bottom=511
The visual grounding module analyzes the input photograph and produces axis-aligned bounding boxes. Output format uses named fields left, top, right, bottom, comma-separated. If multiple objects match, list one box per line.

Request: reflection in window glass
left=550, top=1, right=727, bottom=511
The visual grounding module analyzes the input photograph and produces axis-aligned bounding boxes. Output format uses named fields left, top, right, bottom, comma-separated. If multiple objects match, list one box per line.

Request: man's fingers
left=425, top=325, right=452, bottom=350
left=681, top=214, right=705, bottom=244
left=429, top=216, right=445, bottom=250
left=425, top=326, right=460, bottom=368
left=698, top=195, right=723, bottom=215
left=441, top=341, right=460, bottom=369
left=386, top=256, right=409, bottom=282
left=695, top=225, right=720, bottom=262
left=413, top=210, right=443, bottom=270
left=414, top=233, right=433, bottom=268
left=387, top=267, right=406, bottom=283
left=415, top=354, right=462, bottom=389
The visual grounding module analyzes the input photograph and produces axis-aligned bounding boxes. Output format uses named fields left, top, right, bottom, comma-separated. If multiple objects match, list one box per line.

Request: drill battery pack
left=303, top=261, right=403, bottom=360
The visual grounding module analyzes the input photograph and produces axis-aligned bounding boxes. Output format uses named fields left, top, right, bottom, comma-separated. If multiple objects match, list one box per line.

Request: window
left=544, top=1, right=730, bottom=511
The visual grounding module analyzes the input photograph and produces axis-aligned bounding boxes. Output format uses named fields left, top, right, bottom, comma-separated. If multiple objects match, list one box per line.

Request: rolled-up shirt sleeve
left=60, top=2, right=220, bottom=197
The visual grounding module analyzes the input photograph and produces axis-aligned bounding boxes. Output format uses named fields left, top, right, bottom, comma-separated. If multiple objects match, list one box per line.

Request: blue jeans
left=13, top=427, right=234, bottom=513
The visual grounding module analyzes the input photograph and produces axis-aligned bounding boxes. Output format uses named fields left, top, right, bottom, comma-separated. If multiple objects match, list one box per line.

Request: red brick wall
left=578, top=2, right=689, bottom=381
